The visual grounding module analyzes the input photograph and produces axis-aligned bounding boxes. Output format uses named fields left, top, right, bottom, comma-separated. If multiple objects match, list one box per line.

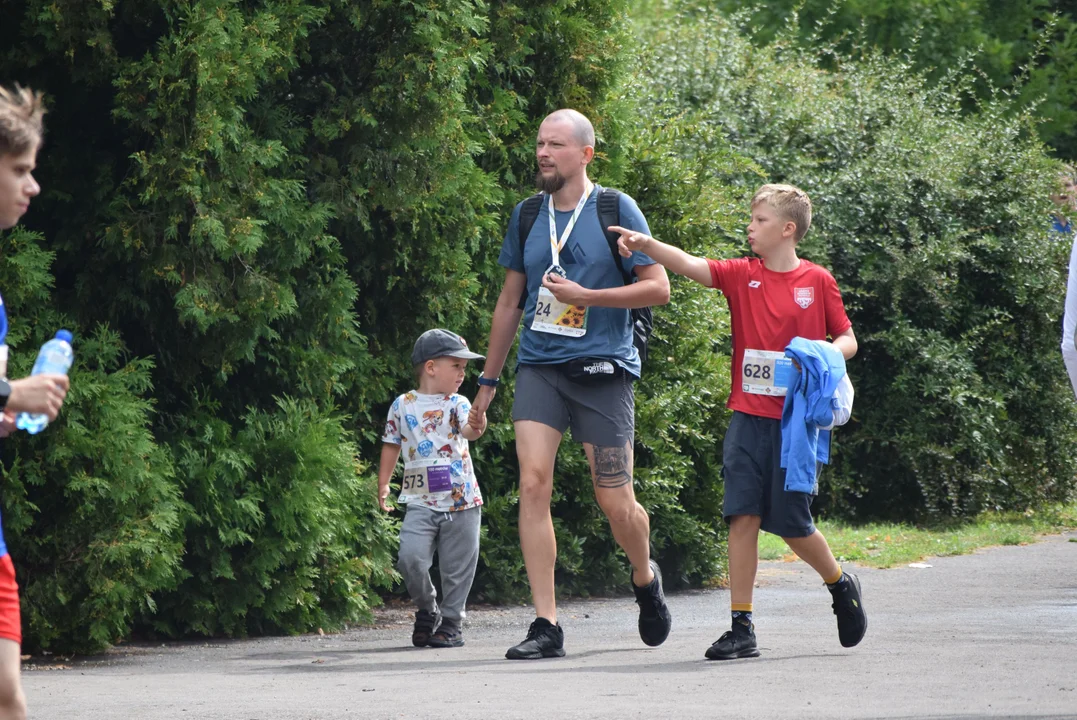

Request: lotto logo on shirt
left=794, top=287, right=814, bottom=309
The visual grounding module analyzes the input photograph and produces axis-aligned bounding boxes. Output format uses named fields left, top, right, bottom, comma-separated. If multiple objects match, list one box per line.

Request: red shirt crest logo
left=794, top=287, right=814, bottom=309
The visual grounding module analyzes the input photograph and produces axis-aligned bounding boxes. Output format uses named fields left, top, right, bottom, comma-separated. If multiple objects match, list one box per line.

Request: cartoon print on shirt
left=448, top=408, right=462, bottom=438
left=422, top=409, right=444, bottom=435
left=386, top=392, right=483, bottom=511
left=451, top=484, right=467, bottom=511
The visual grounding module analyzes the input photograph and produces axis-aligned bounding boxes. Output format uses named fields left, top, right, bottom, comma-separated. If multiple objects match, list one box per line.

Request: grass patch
left=758, top=504, right=1077, bottom=568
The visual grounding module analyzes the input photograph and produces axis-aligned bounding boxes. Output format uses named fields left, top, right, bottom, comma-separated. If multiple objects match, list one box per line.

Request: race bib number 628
left=742, top=349, right=793, bottom=396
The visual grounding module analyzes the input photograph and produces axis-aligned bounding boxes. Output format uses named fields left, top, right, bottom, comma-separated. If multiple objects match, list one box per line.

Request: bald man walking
left=470, top=109, right=673, bottom=659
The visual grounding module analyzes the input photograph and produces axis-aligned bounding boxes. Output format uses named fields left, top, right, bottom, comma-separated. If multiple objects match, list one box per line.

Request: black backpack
left=516, top=188, right=654, bottom=364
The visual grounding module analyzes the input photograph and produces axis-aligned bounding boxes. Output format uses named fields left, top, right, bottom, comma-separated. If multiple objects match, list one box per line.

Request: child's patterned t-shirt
left=382, top=391, right=482, bottom=512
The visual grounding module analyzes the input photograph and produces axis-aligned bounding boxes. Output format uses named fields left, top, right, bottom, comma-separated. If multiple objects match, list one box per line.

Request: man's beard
left=535, top=168, right=567, bottom=194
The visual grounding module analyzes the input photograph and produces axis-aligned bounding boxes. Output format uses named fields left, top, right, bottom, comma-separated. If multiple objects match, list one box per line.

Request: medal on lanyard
left=545, top=187, right=591, bottom=278
left=531, top=187, right=592, bottom=338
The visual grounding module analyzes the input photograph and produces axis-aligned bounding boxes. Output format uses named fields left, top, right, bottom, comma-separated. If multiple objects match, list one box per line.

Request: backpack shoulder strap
left=517, top=193, right=545, bottom=258
left=597, top=188, right=632, bottom=285
left=516, top=193, right=544, bottom=309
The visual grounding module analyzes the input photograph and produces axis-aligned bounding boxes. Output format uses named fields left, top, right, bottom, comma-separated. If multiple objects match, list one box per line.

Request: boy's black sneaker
left=411, top=608, right=437, bottom=648
left=505, top=618, right=565, bottom=660
left=705, top=621, right=760, bottom=660
left=829, top=572, right=867, bottom=648
left=427, top=621, right=464, bottom=648
left=632, top=559, right=672, bottom=647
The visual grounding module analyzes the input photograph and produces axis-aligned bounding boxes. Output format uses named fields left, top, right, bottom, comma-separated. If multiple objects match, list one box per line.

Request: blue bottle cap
left=56, top=329, right=73, bottom=343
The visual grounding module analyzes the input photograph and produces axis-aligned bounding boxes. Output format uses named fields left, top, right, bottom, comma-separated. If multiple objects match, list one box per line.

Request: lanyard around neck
left=547, top=185, right=592, bottom=267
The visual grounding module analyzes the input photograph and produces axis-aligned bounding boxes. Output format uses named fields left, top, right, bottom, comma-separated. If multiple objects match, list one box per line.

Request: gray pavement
left=25, top=532, right=1077, bottom=719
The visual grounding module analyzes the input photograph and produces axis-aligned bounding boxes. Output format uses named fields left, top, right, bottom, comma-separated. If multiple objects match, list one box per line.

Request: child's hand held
left=468, top=405, right=486, bottom=432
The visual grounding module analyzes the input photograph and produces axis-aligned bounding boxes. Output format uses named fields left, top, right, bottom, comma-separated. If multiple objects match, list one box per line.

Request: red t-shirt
left=708, top=257, right=852, bottom=420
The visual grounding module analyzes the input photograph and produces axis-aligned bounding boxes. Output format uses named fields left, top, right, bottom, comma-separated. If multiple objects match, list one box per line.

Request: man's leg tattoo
left=594, top=445, right=632, bottom=489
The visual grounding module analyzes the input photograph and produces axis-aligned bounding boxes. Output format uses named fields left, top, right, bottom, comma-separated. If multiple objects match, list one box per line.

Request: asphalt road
left=24, top=531, right=1077, bottom=719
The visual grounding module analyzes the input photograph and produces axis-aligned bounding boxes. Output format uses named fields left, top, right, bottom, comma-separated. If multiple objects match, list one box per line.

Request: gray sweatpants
left=397, top=504, right=481, bottom=626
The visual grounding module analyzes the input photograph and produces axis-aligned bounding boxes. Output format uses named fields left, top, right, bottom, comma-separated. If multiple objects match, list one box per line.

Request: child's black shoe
left=412, top=608, right=438, bottom=647
left=427, top=621, right=465, bottom=648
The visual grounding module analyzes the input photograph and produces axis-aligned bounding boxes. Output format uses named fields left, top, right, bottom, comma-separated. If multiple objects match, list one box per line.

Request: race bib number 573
left=401, top=460, right=453, bottom=494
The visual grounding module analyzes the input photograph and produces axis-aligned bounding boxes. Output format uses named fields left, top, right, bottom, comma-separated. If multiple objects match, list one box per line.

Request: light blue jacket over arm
left=780, top=337, right=847, bottom=492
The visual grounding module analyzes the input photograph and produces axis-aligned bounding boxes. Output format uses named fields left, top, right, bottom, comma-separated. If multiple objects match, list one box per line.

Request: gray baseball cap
left=411, top=328, right=486, bottom=365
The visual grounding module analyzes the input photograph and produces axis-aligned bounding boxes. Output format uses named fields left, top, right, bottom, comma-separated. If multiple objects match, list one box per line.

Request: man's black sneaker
left=411, top=608, right=437, bottom=648
left=505, top=618, right=565, bottom=660
left=705, top=621, right=760, bottom=660
left=829, top=572, right=867, bottom=648
left=633, top=559, right=672, bottom=647
left=427, top=621, right=464, bottom=648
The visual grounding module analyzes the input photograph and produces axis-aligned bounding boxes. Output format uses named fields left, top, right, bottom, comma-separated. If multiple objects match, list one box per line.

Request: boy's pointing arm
left=609, top=225, right=714, bottom=288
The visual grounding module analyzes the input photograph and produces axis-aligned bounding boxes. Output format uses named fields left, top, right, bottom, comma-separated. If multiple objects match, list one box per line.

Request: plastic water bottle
left=16, top=330, right=74, bottom=435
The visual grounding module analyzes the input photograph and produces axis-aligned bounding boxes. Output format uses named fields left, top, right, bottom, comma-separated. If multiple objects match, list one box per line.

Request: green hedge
left=0, top=0, right=1073, bottom=652
left=703, top=0, right=1077, bottom=159
left=631, top=3, right=1077, bottom=520
left=0, top=226, right=183, bottom=654
left=0, top=0, right=650, bottom=650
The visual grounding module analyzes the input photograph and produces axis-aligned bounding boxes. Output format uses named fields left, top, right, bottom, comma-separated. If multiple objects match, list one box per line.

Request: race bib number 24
left=531, top=287, right=588, bottom=337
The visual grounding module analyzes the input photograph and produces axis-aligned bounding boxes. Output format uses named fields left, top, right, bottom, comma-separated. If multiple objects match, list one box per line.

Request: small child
left=378, top=328, right=488, bottom=648
left=612, top=183, right=867, bottom=659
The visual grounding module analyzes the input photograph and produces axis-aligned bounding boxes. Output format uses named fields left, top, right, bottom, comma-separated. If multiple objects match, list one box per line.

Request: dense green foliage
left=633, top=3, right=1077, bottom=519
left=1, top=0, right=708, bottom=651
left=704, top=0, right=1077, bottom=158
left=0, top=0, right=1073, bottom=652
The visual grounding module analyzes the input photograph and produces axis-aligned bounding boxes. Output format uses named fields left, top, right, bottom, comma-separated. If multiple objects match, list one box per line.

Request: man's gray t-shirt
left=498, top=186, right=655, bottom=377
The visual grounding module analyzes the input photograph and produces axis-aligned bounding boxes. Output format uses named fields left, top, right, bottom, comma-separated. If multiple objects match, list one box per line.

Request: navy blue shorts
left=722, top=411, right=817, bottom=538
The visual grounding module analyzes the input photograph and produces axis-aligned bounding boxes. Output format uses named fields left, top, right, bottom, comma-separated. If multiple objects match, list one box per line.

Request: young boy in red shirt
left=0, top=84, right=72, bottom=718
left=612, top=183, right=867, bottom=659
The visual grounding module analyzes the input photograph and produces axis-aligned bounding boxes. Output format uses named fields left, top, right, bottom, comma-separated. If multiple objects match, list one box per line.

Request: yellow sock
left=731, top=603, right=753, bottom=613
left=824, top=567, right=844, bottom=585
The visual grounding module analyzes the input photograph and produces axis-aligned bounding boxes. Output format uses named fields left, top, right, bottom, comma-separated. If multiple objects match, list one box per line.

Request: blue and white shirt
left=498, top=186, right=656, bottom=377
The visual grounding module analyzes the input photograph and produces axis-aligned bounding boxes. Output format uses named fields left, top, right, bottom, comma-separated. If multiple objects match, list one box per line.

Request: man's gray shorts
left=512, top=363, right=634, bottom=447
left=722, top=411, right=817, bottom=538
